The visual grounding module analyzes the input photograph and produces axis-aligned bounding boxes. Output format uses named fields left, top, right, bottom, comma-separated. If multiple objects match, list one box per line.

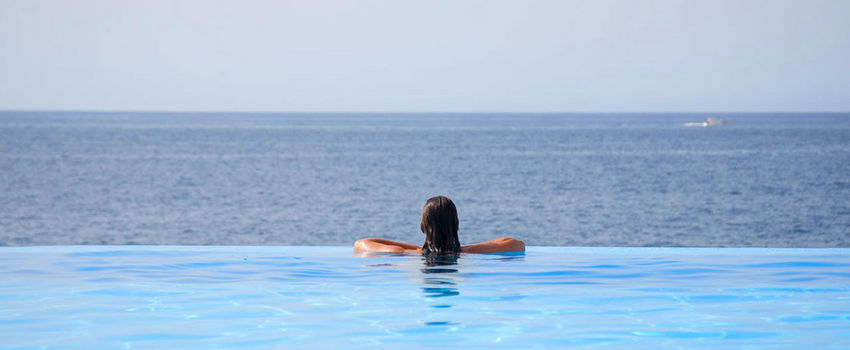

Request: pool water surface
left=1, top=246, right=849, bottom=349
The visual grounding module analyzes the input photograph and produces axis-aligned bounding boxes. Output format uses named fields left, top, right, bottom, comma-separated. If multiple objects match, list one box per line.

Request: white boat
left=684, top=117, right=727, bottom=127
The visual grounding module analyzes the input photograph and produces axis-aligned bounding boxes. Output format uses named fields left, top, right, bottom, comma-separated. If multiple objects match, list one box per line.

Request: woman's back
left=354, top=196, right=524, bottom=254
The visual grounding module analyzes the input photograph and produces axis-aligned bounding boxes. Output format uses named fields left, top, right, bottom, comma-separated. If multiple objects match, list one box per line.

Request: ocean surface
left=1, top=111, right=848, bottom=247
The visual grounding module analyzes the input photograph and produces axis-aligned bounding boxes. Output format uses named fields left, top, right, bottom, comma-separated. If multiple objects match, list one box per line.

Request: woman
left=354, top=196, right=525, bottom=254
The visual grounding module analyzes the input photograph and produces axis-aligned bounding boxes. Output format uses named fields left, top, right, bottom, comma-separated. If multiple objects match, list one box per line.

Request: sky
left=1, top=0, right=849, bottom=113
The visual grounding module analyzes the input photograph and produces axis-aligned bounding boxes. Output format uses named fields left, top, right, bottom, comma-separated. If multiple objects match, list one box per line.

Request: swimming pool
left=1, top=246, right=848, bottom=349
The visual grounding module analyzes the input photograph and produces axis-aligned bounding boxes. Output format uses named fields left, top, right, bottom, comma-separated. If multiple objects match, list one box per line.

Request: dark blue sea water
left=1, top=112, right=848, bottom=247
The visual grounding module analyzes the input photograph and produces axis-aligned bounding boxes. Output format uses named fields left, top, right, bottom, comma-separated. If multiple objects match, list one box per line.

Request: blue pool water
left=1, top=247, right=848, bottom=349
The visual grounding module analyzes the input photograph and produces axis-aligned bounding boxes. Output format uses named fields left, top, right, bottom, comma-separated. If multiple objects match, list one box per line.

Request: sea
left=1, top=111, right=848, bottom=247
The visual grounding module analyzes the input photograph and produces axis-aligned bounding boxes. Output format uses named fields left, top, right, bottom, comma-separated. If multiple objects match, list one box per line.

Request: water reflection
left=422, top=255, right=459, bottom=267
left=358, top=252, right=526, bottom=330
left=420, top=255, right=461, bottom=326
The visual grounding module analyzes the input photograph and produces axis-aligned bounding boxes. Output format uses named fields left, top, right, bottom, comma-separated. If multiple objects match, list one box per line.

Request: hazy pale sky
left=1, top=0, right=848, bottom=112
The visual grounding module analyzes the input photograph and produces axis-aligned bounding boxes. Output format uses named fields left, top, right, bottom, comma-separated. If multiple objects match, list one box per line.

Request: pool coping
left=3, top=245, right=848, bottom=256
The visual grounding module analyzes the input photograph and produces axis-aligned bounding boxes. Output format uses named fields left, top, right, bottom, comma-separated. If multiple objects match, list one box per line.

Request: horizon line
left=1, top=109, right=849, bottom=115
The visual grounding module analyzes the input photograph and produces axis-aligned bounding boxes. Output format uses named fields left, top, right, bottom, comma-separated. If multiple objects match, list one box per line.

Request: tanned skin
left=354, top=237, right=525, bottom=254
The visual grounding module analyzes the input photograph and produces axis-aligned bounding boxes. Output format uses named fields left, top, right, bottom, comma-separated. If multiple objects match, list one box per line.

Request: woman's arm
left=461, top=237, right=525, bottom=253
left=354, top=238, right=422, bottom=253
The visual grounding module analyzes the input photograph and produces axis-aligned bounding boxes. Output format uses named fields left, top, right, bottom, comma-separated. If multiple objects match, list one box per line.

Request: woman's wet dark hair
left=420, top=196, right=460, bottom=255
